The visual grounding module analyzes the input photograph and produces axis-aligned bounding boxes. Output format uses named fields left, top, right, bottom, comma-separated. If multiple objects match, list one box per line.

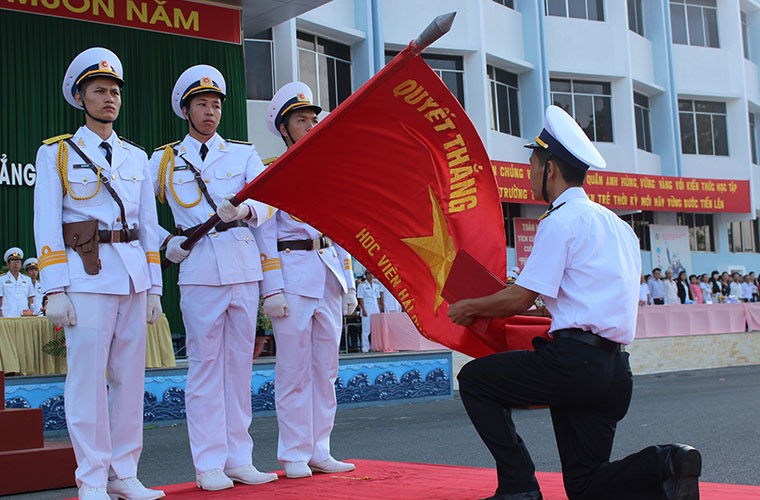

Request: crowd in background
left=641, top=268, right=759, bottom=305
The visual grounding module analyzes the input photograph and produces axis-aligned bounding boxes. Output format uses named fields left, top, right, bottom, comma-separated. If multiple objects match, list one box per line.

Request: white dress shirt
left=516, top=188, right=641, bottom=345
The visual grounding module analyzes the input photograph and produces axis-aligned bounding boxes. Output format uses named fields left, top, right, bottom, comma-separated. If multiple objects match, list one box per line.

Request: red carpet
left=143, top=459, right=760, bottom=500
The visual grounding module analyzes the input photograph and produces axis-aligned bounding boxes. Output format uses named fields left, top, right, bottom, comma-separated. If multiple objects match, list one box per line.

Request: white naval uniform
left=0, top=272, right=34, bottom=317
left=33, top=126, right=163, bottom=489
left=149, top=133, right=275, bottom=474
left=516, top=187, right=641, bottom=345
left=356, top=280, right=381, bottom=352
left=379, top=282, right=402, bottom=313
left=258, top=211, right=354, bottom=464
left=31, top=278, right=44, bottom=315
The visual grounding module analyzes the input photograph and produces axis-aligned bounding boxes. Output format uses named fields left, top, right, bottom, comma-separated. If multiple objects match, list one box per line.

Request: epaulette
left=227, top=139, right=252, bottom=145
left=119, top=136, right=146, bottom=151
left=154, top=140, right=180, bottom=152
left=262, top=156, right=278, bottom=166
left=42, top=133, right=72, bottom=145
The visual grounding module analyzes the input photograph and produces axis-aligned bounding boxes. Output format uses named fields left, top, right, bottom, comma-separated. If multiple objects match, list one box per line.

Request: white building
left=243, top=0, right=760, bottom=276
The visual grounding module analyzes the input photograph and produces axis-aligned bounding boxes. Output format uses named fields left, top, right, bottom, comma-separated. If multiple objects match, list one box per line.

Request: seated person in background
left=639, top=275, right=650, bottom=306
left=741, top=275, right=755, bottom=303
left=663, top=269, right=679, bottom=305
left=729, top=273, right=744, bottom=299
left=1, top=247, right=35, bottom=318
left=24, top=258, right=44, bottom=315
left=689, top=275, right=702, bottom=304
left=699, top=274, right=713, bottom=304
left=379, top=281, right=402, bottom=313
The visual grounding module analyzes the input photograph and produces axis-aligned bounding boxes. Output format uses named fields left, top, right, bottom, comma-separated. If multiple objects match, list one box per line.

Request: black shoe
left=662, top=444, right=702, bottom=500
left=479, top=492, right=542, bottom=500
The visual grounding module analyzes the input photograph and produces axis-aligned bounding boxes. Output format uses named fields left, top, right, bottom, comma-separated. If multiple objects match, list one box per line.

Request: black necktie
left=100, top=141, right=112, bottom=165
left=200, top=143, right=209, bottom=161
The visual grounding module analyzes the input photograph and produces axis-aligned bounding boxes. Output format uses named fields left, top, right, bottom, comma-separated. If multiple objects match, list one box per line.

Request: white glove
left=342, top=290, right=358, bottom=315
left=217, top=194, right=251, bottom=223
left=263, top=292, right=289, bottom=318
left=46, top=293, right=77, bottom=327
left=146, top=294, right=162, bottom=325
left=166, top=236, right=190, bottom=263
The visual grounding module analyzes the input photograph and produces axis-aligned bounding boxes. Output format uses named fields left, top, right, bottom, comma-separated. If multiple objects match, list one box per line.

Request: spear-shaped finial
left=410, top=12, right=456, bottom=55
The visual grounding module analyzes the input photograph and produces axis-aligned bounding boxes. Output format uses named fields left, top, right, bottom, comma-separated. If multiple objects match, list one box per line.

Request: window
left=628, top=0, right=644, bottom=36
left=503, top=203, right=522, bottom=248
left=492, top=0, right=514, bottom=7
left=423, top=54, right=465, bottom=108
left=677, top=212, right=715, bottom=252
left=670, top=0, right=719, bottom=48
left=742, top=12, right=750, bottom=60
left=751, top=113, right=758, bottom=165
left=488, top=65, right=520, bottom=136
left=545, top=0, right=605, bottom=21
left=634, top=92, right=652, bottom=152
left=244, top=30, right=275, bottom=100
left=387, top=52, right=465, bottom=107
left=297, top=32, right=352, bottom=111
left=728, top=220, right=759, bottom=253
left=620, top=211, right=654, bottom=250
left=678, top=100, right=728, bottom=156
left=550, top=79, right=613, bottom=142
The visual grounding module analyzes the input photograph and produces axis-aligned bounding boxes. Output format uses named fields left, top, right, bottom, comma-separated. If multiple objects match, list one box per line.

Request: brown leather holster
left=63, top=220, right=100, bottom=275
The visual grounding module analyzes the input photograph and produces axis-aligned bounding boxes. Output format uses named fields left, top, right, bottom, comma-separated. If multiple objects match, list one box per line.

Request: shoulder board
left=262, top=156, right=279, bottom=166
left=226, top=139, right=252, bottom=145
left=154, top=140, right=180, bottom=152
left=42, top=133, right=73, bottom=145
left=118, top=136, right=145, bottom=151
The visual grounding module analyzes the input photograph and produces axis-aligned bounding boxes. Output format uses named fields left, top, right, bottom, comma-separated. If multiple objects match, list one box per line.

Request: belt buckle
left=313, top=237, right=322, bottom=250
left=111, top=230, right=121, bottom=243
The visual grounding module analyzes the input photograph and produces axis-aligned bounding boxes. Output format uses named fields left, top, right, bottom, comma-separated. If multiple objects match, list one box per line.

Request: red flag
left=245, top=48, right=507, bottom=358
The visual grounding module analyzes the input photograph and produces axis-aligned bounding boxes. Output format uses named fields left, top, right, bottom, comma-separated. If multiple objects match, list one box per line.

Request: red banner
left=513, top=218, right=538, bottom=271
left=238, top=48, right=507, bottom=358
left=492, top=161, right=751, bottom=213
left=0, top=0, right=242, bottom=44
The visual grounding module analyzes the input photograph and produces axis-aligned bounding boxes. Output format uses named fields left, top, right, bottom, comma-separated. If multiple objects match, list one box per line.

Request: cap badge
left=296, top=92, right=308, bottom=102
left=99, top=60, right=111, bottom=71
left=201, top=76, right=213, bottom=86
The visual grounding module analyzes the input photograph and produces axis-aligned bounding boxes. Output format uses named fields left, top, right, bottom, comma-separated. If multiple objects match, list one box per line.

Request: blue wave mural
left=5, top=353, right=452, bottom=429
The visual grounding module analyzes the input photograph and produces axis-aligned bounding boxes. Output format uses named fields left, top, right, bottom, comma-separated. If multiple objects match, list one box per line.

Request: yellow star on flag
left=402, top=186, right=457, bottom=310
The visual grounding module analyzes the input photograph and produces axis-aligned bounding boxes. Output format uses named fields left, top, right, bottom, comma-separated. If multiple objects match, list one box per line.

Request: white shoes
left=283, top=461, right=312, bottom=479
left=106, top=477, right=165, bottom=500
left=78, top=486, right=110, bottom=500
left=224, top=464, right=278, bottom=485
left=196, top=469, right=234, bottom=491
left=309, top=457, right=356, bottom=474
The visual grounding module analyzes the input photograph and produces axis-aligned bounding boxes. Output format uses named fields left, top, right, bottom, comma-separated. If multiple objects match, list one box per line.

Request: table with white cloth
left=635, top=303, right=749, bottom=338
left=370, top=312, right=446, bottom=352
left=0, top=315, right=176, bottom=376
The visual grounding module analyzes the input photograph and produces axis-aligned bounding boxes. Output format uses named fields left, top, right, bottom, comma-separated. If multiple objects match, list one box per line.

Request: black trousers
left=458, top=337, right=670, bottom=500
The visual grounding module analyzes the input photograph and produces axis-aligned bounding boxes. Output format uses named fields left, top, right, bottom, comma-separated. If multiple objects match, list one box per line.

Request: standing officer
left=23, top=258, right=44, bottom=315
left=448, top=106, right=701, bottom=500
left=356, top=270, right=382, bottom=352
left=260, top=81, right=358, bottom=479
left=149, top=65, right=278, bottom=491
left=0, top=248, right=35, bottom=317
left=33, top=47, right=164, bottom=500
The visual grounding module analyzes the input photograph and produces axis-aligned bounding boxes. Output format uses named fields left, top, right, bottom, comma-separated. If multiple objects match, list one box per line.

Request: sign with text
left=0, top=0, right=242, bottom=44
left=649, top=224, right=692, bottom=276
left=513, top=218, right=539, bottom=270
left=492, top=161, right=751, bottom=214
